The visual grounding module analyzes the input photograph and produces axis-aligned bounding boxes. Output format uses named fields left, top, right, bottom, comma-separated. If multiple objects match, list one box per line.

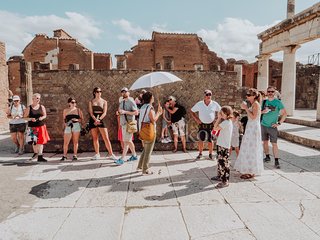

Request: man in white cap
left=116, top=87, right=139, bottom=165
left=191, top=90, right=221, bottom=160
left=6, top=95, right=27, bottom=155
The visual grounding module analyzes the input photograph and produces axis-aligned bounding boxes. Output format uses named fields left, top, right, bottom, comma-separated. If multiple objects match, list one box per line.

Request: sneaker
left=60, top=156, right=67, bottom=161
left=211, top=176, right=221, bottom=181
left=91, top=154, right=100, bottom=160
left=108, top=154, right=117, bottom=161
left=72, top=155, right=78, bottom=161
left=208, top=153, right=213, bottom=160
left=29, top=153, right=38, bottom=160
left=160, top=138, right=166, bottom=143
left=114, top=158, right=124, bottom=165
left=275, top=159, right=280, bottom=169
left=14, top=146, right=19, bottom=153
left=165, top=137, right=172, bottom=143
left=263, top=156, right=271, bottom=162
left=196, top=153, right=202, bottom=160
left=18, top=148, right=24, bottom=155
left=127, top=155, right=138, bottom=161
left=37, top=155, right=47, bottom=162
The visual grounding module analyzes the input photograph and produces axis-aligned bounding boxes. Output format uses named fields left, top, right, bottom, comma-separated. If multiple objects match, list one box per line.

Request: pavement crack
left=299, top=201, right=305, bottom=220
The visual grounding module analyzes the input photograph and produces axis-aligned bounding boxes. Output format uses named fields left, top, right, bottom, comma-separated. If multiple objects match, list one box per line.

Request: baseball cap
left=204, top=89, right=212, bottom=95
left=121, top=87, right=128, bottom=92
left=12, top=95, right=20, bottom=101
left=168, top=96, right=176, bottom=102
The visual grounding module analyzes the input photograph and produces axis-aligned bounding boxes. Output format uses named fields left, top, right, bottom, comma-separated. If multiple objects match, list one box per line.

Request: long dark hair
left=142, top=91, right=153, bottom=104
left=247, top=88, right=261, bottom=103
left=92, top=87, right=101, bottom=98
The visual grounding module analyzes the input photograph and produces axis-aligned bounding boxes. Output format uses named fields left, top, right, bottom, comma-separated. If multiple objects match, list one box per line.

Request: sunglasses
left=246, top=93, right=252, bottom=97
left=267, top=90, right=275, bottom=93
left=205, top=93, right=212, bottom=96
left=70, top=101, right=76, bottom=104
left=95, top=90, right=102, bottom=93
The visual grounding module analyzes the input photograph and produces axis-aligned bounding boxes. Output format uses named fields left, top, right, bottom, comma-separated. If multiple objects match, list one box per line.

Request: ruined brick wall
left=295, top=64, right=319, bottom=109
left=31, top=70, right=243, bottom=152
left=58, top=39, right=93, bottom=70
left=23, top=35, right=58, bottom=70
left=0, top=42, right=9, bottom=131
left=7, top=56, right=24, bottom=95
left=121, top=32, right=225, bottom=71
left=126, top=41, right=154, bottom=70
left=93, top=53, right=112, bottom=70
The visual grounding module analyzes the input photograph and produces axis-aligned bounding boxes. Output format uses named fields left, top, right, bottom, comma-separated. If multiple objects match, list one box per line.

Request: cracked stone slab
left=194, top=228, right=256, bottom=240
left=53, top=207, right=124, bottom=240
left=121, top=206, right=189, bottom=240
left=231, top=202, right=320, bottom=240
left=180, top=205, right=244, bottom=239
left=0, top=208, right=71, bottom=239
left=279, top=200, right=320, bottom=236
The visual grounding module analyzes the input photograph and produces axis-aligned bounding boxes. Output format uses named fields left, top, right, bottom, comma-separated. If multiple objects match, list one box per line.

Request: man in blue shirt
left=261, top=86, right=287, bottom=169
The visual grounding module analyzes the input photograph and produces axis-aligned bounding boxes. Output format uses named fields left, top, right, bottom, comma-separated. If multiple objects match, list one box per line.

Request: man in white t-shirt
left=191, top=90, right=221, bottom=160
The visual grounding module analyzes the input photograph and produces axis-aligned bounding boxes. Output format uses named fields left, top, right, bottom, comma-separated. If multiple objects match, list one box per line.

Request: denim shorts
left=64, top=122, right=81, bottom=134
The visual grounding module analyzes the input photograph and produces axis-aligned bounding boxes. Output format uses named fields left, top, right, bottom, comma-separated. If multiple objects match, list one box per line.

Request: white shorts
left=121, top=125, right=134, bottom=142
left=172, top=118, right=186, bottom=136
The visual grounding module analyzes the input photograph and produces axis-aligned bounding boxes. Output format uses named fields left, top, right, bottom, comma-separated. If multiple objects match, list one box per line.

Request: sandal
left=143, top=170, right=153, bottom=175
left=215, top=182, right=229, bottom=189
left=240, top=174, right=254, bottom=179
left=172, top=149, right=177, bottom=153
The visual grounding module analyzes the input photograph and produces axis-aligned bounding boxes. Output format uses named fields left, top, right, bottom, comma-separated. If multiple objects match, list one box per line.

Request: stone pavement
left=0, top=133, right=320, bottom=239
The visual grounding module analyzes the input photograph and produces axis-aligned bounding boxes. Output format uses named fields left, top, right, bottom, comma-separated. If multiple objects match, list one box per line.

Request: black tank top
left=28, top=105, right=44, bottom=127
left=65, top=108, right=81, bottom=122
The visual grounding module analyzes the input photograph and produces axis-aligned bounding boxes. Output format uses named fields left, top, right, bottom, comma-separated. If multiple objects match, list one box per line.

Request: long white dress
left=234, top=105, right=264, bottom=175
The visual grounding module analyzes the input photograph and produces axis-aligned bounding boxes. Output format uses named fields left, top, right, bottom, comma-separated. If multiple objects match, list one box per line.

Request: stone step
left=285, top=117, right=320, bottom=128
left=278, top=123, right=320, bottom=149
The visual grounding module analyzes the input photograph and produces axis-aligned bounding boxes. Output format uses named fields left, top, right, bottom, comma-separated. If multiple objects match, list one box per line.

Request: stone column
left=287, top=0, right=295, bottom=18
left=317, top=81, right=320, bottom=121
left=257, top=54, right=271, bottom=91
left=281, top=45, right=300, bottom=116
left=25, top=62, right=33, bottom=106
left=234, top=64, right=243, bottom=88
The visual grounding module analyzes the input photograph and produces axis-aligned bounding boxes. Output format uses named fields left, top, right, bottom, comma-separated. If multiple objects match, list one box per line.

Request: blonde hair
left=33, top=93, right=41, bottom=98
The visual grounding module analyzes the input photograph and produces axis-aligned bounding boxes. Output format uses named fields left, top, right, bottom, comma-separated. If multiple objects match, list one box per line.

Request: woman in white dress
left=234, top=88, right=264, bottom=179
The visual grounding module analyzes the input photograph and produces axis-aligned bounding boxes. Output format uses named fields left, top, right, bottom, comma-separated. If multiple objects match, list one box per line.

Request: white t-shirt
left=9, top=104, right=26, bottom=124
left=191, top=100, right=221, bottom=124
left=217, top=119, right=233, bottom=149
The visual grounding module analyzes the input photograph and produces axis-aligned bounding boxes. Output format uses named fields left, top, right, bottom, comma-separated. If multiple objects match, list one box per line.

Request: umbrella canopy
left=129, top=71, right=183, bottom=90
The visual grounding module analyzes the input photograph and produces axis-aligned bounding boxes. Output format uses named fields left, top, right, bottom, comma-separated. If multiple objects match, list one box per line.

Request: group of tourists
left=6, top=85, right=286, bottom=180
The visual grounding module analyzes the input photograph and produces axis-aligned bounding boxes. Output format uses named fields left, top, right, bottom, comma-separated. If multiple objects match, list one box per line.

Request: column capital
left=256, top=54, right=272, bottom=61
left=283, top=45, right=301, bottom=54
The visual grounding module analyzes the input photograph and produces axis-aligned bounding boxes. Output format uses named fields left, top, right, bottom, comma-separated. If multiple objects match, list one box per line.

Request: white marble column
left=281, top=45, right=300, bottom=116
left=257, top=54, right=271, bottom=91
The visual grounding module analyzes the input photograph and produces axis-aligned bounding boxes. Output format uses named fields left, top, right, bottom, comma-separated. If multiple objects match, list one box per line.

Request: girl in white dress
left=234, top=88, right=264, bottom=179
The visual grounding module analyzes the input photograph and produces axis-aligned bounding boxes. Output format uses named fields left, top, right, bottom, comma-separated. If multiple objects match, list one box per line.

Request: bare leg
left=10, top=133, right=19, bottom=149
left=63, top=133, right=72, bottom=156
left=99, top=128, right=113, bottom=155
left=72, top=132, right=80, bottom=156
left=91, top=128, right=100, bottom=154
left=181, top=135, right=186, bottom=151
left=173, top=134, right=178, bottom=151
left=127, top=141, right=136, bottom=156
left=17, top=132, right=25, bottom=150
left=208, top=142, right=213, bottom=155
left=263, top=141, right=269, bottom=155
left=271, top=143, right=279, bottom=158
left=198, top=141, right=204, bottom=154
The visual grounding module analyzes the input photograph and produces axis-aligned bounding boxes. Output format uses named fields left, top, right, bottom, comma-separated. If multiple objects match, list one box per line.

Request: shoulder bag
left=139, top=105, right=155, bottom=141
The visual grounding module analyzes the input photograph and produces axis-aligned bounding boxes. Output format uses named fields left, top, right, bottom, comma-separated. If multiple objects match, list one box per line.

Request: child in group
left=230, top=110, right=241, bottom=158
left=211, top=106, right=233, bottom=188
left=160, top=100, right=172, bottom=143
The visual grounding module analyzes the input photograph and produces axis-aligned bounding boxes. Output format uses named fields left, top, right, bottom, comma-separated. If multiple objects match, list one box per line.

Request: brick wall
left=0, top=42, right=9, bottom=131
left=31, top=70, right=243, bottom=152
left=7, top=56, right=23, bottom=95
left=93, top=53, right=112, bottom=70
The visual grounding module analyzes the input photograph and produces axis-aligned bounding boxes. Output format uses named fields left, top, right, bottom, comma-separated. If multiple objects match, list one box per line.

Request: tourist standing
left=211, top=106, right=233, bottom=188
left=160, top=99, right=172, bottom=143
left=137, top=91, right=163, bottom=174
left=88, top=87, right=117, bottom=160
left=166, top=96, right=187, bottom=152
left=261, top=86, right=287, bottom=169
left=24, top=93, right=50, bottom=162
left=115, top=87, right=139, bottom=165
left=191, top=90, right=221, bottom=160
left=61, top=97, right=84, bottom=161
left=234, top=88, right=264, bottom=179
left=6, top=95, right=26, bottom=155
left=230, top=110, right=241, bottom=158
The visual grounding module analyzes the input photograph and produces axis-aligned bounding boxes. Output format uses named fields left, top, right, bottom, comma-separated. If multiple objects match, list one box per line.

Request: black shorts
left=88, top=117, right=107, bottom=129
left=197, top=123, right=213, bottom=142
left=9, top=123, right=27, bottom=133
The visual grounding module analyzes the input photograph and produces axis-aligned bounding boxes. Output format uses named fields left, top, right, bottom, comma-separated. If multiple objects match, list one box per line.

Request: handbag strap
left=123, top=100, right=129, bottom=123
left=141, top=105, right=150, bottom=123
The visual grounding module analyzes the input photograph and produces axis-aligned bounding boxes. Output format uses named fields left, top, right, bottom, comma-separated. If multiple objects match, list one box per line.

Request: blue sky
left=1, top=0, right=319, bottom=64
